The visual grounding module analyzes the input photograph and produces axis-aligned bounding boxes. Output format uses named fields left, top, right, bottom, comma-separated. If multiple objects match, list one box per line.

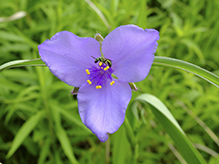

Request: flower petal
left=102, top=25, right=159, bottom=82
left=77, top=79, right=131, bottom=142
left=38, top=31, right=101, bottom=87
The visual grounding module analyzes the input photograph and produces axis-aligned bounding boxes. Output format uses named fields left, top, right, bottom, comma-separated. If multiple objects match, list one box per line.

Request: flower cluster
left=38, top=25, right=159, bottom=142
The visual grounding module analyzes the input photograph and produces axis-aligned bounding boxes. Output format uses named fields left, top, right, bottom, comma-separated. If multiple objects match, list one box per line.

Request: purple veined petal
left=102, top=25, right=159, bottom=83
left=38, top=31, right=101, bottom=87
left=77, top=79, right=132, bottom=142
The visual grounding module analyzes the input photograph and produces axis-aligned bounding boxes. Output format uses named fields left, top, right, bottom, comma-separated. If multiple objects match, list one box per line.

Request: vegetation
left=0, top=0, right=219, bottom=163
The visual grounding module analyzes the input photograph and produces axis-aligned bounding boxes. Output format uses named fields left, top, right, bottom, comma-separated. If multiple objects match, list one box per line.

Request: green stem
left=105, top=135, right=110, bottom=164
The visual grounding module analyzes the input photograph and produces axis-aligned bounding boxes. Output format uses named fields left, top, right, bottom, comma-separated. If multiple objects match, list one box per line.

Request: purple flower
left=38, top=25, right=159, bottom=142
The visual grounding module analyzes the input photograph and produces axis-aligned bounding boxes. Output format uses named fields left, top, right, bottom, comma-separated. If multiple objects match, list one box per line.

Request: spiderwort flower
left=38, top=25, right=159, bottom=142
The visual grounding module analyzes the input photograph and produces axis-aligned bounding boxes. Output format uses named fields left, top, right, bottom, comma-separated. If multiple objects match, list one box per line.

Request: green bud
left=71, top=87, right=79, bottom=95
left=94, top=33, right=104, bottom=44
left=129, top=82, right=138, bottom=91
left=95, top=33, right=104, bottom=57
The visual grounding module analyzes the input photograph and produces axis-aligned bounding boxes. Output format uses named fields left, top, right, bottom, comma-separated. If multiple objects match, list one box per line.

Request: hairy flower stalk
left=38, top=25, right=159, bottom=142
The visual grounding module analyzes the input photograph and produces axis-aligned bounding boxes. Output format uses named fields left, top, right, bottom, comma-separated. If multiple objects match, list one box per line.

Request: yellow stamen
left=104, top=66, right=110, bottom=71
left=85, top=69, right=90, bottom=75
left=87, top=80, right=92, bottom=85
left=96, top=85, right=102, bottom=89
left=110, top=81, right=115, bottom=86
left=101, top=67, right=103, bottom=69
left=99, top=62, right=103, bottom=66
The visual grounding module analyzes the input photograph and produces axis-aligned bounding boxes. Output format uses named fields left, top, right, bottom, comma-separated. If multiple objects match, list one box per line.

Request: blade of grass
left=0, top=58, right=45, bottom=72
left=153, top=56, right=219, bottom=88
left=6, top=110, right=45, bottom=158
left=137, top=0, right=147, bottom=28
left=178, top=101, right=219, bottom=147
left=56, top=125, right=79, bottom=164
left=51, top=103, right=79, bottom=164
left=135, top=94, right=207, bottom=164
left=112, top=126, right=130, bottom=164
left=85, top=0, right=111, bottom=31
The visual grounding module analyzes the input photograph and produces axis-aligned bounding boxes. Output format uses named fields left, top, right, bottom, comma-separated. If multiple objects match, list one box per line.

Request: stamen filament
left=86, top=69, right=90, bottom=75
left=104, top=66, right=110, bottom=71
left=87, top=80, right=92, bottom=85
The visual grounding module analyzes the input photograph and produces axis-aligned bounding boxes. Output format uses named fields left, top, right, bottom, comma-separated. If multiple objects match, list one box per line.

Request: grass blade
left=85, top=0, right=111, bottom=31
left=0, top=58, right=45, bottom=72
left=6, top=110, right=45, bottom=158
left=137, top=0, right=147, bottom=28
left=153, top=56, right=219, bottom=88
left=135, top=94, right=207, bottom=164
left=56, top=125, right=79, bottom=164
left=51, top=103, right=79, bottom=164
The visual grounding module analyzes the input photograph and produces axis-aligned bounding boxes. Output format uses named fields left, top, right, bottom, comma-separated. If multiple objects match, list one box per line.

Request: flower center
left=85, top=61, right=115, bottom=89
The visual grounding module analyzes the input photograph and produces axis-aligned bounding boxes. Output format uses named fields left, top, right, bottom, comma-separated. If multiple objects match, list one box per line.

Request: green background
left=0, top=0, right=219, bottom=163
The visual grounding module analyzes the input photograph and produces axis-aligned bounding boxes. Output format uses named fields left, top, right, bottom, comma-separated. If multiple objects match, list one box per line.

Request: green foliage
left=6, top=110, right=45, bottom=158
left=135, top=94, right=206, bottom=164
left=0, top=0, right=219, bottom=164
left=153, top=56, right=219, bottom=88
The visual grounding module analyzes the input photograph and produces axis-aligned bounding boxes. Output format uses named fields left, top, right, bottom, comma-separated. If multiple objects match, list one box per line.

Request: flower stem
left=105, top=135, right=110, bottom=164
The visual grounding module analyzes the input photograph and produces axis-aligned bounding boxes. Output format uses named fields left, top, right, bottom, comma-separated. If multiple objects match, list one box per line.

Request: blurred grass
left=0, top=0, right=219, bottom=164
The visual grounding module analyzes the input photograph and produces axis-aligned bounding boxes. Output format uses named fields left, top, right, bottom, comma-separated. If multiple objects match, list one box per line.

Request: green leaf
left=85, top=0, right=111, bottom=31
left=38, top=137, right=51, bottom=164
left=52, top=103, right=91, bottom=133
left=180, top=38, right=205, bottom=64
left=0, top=58, right=45, bottom=72
left=0, top=31, right=26, bottom=42
left=137, top=0, right=147, bottom=28
left=135, top=94, right=207, bottom=164
left=6, top=110, right=45, bottom=158
left=110, top=0, right=119, bottom=17
left=112, top=126, right=130, bottom=164
left=51, top=103, right=79, bottom=164
left=56, top=125, right=79, bottom=164
left=153, top=56, right=219, bottom=88
left=123, top=117, right=136, bottom=150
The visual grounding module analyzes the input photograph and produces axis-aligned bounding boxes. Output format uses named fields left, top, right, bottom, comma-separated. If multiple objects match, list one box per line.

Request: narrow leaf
left=153, top=56, right=219, bottom=88
left=137, top=0, right=147, bottom=28
left=52, top=104, right=91, bottom=133
left=51, top=103, right=79, bottom=164
left=6, top=110, right=45, bottom=158
left=38, top=137, right=51, bottom=164
left=0, top=58, right=45, bottom=72
left=112, top=126, right=130, bottom=164
left=123, top=117, right=136, bottom=149
left=135, top=94, right=207, bottom=164
left=56, top=125, right=79, bottom=164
